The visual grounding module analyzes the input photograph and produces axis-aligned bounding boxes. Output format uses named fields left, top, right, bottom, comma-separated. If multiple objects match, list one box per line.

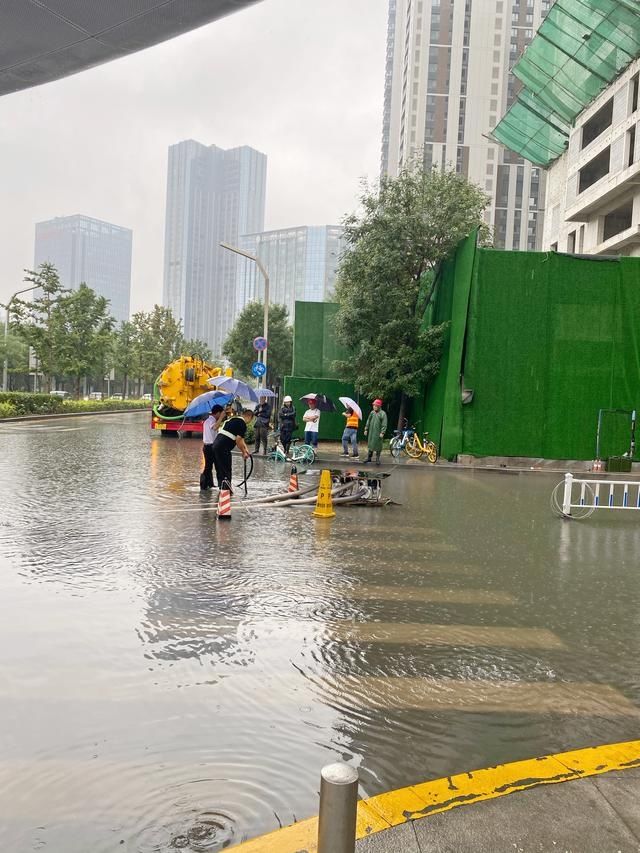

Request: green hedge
left=0, top=392, right=149, bottom=419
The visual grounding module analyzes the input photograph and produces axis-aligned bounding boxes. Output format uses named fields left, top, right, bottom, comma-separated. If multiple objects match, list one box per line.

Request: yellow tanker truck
left=151, top=355, right=231, bottom=436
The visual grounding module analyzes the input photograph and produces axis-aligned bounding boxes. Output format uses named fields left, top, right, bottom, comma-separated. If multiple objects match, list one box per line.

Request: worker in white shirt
left=303, top=398, right=321, bottom=448
left=200, top=404, right=225, bottom=490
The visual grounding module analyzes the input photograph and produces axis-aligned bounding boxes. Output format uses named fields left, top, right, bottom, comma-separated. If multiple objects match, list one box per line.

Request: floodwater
left=1, top=413, right=640, bottom=851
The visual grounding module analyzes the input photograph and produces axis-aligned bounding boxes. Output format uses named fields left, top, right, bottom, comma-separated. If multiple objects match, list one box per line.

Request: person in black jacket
left=278, top=396, right=296, bottom=455
left=211, top=409, right=254, bottom=490
left=253, top=396, right=272, bottom=455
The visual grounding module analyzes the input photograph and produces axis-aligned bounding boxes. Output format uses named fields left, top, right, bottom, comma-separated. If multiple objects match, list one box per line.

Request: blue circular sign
left=251, top=360, right=267, bottom=378
left=253, top=336, right=268, bottom=352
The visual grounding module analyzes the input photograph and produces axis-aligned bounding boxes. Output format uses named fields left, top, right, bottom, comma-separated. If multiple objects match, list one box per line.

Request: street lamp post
left=2, top=284, right=39, bottom=392
left=219, top=242, right=270, bottom=387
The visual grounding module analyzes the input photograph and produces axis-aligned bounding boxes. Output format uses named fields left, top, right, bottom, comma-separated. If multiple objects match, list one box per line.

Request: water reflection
left=1, top=416, right=640, bottom=850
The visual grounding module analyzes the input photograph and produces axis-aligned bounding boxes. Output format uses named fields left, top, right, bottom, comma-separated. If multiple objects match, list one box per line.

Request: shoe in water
left=352, top=456, right=360, bottom=460
left=375, top=459, right=381, bottom=466
left=340, top=453, right=349, bottom=457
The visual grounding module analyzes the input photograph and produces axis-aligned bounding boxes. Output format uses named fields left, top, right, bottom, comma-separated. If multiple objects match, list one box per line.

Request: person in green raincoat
left=363, top=399, right=387, bottom=465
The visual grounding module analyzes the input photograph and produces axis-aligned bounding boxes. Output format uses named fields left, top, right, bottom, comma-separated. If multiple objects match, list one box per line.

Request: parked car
left=110, top=394, right=123, bottom=400
left=88, top=392, right=103, bottom=400
left=50, top=390, right=69, bottom=398
left=141, top=393, right=152, bottom=401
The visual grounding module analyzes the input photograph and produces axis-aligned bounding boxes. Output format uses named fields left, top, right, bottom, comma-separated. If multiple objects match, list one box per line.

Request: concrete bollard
left=317, top=762, right=359, bottom=853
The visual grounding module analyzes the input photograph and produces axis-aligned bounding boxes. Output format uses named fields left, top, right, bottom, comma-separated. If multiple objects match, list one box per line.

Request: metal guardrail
left=552, top=472, right=640, bottom=519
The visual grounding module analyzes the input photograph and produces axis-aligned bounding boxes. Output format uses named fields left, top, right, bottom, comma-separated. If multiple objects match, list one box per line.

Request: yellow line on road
left=232, top=740, right=640, bottom=852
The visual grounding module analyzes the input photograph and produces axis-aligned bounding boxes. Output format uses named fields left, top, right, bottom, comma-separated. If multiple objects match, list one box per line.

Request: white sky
left=0, top=0, right=387, bottom=314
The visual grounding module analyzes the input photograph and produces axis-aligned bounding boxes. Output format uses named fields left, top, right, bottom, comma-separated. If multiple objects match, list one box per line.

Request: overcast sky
left=0, top=0, right=387, bottom=315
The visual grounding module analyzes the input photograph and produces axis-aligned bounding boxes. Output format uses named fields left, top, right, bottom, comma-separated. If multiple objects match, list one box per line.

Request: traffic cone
left=217, top=481, right=232, bottom=520
left=313, top=469, right=335, bottom=518
left=288, top=464, right=299, bottom=495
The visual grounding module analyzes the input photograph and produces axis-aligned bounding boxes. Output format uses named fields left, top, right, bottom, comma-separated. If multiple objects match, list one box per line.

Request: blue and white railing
left=552, top=472, right=640, bottom=519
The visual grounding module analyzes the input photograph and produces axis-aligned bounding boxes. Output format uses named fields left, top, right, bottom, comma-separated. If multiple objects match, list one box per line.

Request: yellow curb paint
left=231, top=739, right=640, bottom=852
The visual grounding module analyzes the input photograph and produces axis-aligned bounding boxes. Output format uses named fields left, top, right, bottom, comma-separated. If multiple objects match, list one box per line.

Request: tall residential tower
left=381, top=0, right=552, bottom=250
left=34, top=215, right=132, bottom=323
left=162, top=140, right=267, bottom=356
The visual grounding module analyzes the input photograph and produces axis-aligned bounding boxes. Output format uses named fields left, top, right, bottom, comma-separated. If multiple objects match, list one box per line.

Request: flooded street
left=2, top=413, right=640, bottom=852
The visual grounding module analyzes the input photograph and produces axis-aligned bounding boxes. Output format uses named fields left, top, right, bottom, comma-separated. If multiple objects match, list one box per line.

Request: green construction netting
left=424, top=238, right=640, bottom=461
left=492, top=0, right=640, bottom=166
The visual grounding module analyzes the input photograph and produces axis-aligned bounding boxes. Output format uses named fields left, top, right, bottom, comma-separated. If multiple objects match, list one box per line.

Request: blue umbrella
left=184, top=390, right=233, bottom=418
left=253, top=387, right=276, bottom=398
left=207, top=376, right=259, bottom=403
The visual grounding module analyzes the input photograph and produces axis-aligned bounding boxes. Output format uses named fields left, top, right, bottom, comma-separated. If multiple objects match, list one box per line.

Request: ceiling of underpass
left=0, top=0, right=262, bottom=96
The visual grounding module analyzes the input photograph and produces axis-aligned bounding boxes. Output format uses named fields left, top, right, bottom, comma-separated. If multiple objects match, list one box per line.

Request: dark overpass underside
left=0, top=0, right=261, bottom=96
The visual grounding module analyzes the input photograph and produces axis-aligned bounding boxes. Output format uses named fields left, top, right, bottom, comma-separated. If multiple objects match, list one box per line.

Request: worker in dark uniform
left=211, top=408, right=254, bottom=490
left=253, top=395, right=272, bottom=455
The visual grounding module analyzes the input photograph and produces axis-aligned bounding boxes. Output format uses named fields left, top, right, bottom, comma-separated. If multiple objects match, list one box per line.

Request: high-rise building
left=34, top=215, right=132, bottom=323
left=381, top=0, right=552, bottom=250
left=236, top=226, right=346, bottom=320
left=162, top=140, right=267, bottom=356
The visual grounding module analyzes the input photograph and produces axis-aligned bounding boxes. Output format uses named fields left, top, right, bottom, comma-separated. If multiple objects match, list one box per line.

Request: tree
left=333, top=167, right=491, bottom=422
left=179, top=338, right=213, bottom=362
left=0, top=329, right=29, bottom=389
left=11, top=263, right=68, bottom=393
left=130, top=305, right=183, bottom=389
left=50, top=283, right=115, bottom=397
left=113, top=321, right=136, bottom=398
left=223, top=302, right=293, bottom=386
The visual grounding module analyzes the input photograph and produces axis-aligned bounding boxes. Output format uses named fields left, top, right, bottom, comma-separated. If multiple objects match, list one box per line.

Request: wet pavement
left=1, top=413, right=640, bottom=852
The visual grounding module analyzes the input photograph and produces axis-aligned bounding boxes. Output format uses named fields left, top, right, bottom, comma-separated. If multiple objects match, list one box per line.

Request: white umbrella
left=339, top=396, right=362, bottom=420
left=208, top=376, right=259, bottom=403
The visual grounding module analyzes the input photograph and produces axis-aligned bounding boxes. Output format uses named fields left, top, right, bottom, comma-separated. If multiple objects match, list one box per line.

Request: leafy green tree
left=130, top=305, right=183, bottom=389
left=11, top=263, right=68, bottom=392
left=0, top=329, right=29, bottom=389
left=113, top=321, right=137, bottom=398
left=334, top=167, right=491, bottom=423
left=223, top=302, right=292, bottom=386
left=51, top=283, right=115, bottom=397
left=179, top=338, right=213, bottom=362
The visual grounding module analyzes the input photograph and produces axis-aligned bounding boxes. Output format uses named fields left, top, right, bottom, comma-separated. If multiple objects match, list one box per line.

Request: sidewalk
left=357, top=768, right=640, bottom=851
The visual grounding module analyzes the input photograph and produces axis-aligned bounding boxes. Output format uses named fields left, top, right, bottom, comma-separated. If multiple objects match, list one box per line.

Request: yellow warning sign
left=313, top=469, right=336, bottom=518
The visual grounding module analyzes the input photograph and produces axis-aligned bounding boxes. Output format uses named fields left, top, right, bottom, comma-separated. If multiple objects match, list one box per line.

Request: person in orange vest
left=340, top=405, right=360, bottom=460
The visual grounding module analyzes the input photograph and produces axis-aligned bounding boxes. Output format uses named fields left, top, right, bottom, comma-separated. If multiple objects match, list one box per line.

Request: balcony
left=592, top=224, right=640, bottom=256
left=566, top=159, right=640, bottom=222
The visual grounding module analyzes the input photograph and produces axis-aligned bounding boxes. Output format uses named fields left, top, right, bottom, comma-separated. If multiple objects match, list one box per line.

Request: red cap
left=373, top=399, right=383, bottom=406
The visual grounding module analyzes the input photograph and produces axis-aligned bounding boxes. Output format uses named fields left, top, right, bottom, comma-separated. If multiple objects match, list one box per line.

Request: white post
left=562, top=473, right=573, bottom=517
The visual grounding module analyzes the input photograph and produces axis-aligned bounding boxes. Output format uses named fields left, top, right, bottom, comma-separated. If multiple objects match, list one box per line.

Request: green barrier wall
left=425, top=239, right=640, bottom=461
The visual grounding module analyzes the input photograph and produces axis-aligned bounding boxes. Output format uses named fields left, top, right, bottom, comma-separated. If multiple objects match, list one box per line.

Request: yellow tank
left=156, top=356, right=230, bottom=414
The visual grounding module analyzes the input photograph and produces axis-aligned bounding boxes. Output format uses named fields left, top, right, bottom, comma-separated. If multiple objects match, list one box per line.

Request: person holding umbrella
left=278, top=396, right=297, bottom=456
left=303, top=397, right=321, bottom=449
left=200, top=403, right=226, bottom=490
left=338, top=396, right=362, bottom=460
left=253, top=394, right=272, bottom=456
left=363, top=399, right=387, bottom=465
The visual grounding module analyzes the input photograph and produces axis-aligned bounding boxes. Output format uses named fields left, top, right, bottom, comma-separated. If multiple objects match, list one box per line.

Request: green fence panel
left=292, top=302, right=349, bottom=379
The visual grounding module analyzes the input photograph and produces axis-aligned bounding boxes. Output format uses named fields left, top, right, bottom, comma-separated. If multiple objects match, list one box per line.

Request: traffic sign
left=253, top=336, right=268, bottom=352
left=251, top=360, right=267, bottom=378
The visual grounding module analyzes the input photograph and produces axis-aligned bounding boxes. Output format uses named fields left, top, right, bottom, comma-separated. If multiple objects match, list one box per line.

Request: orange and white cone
left=288, top=464, right=299, bottom=495
left=217, top=481, right=232, bottom=520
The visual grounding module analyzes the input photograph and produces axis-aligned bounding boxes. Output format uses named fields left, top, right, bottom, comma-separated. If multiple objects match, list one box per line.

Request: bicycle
left=389, top=419, right=415, bottom=457
left=266, top=431, right=316, bottom=465
left=404, top=430, right=438, bottom=463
